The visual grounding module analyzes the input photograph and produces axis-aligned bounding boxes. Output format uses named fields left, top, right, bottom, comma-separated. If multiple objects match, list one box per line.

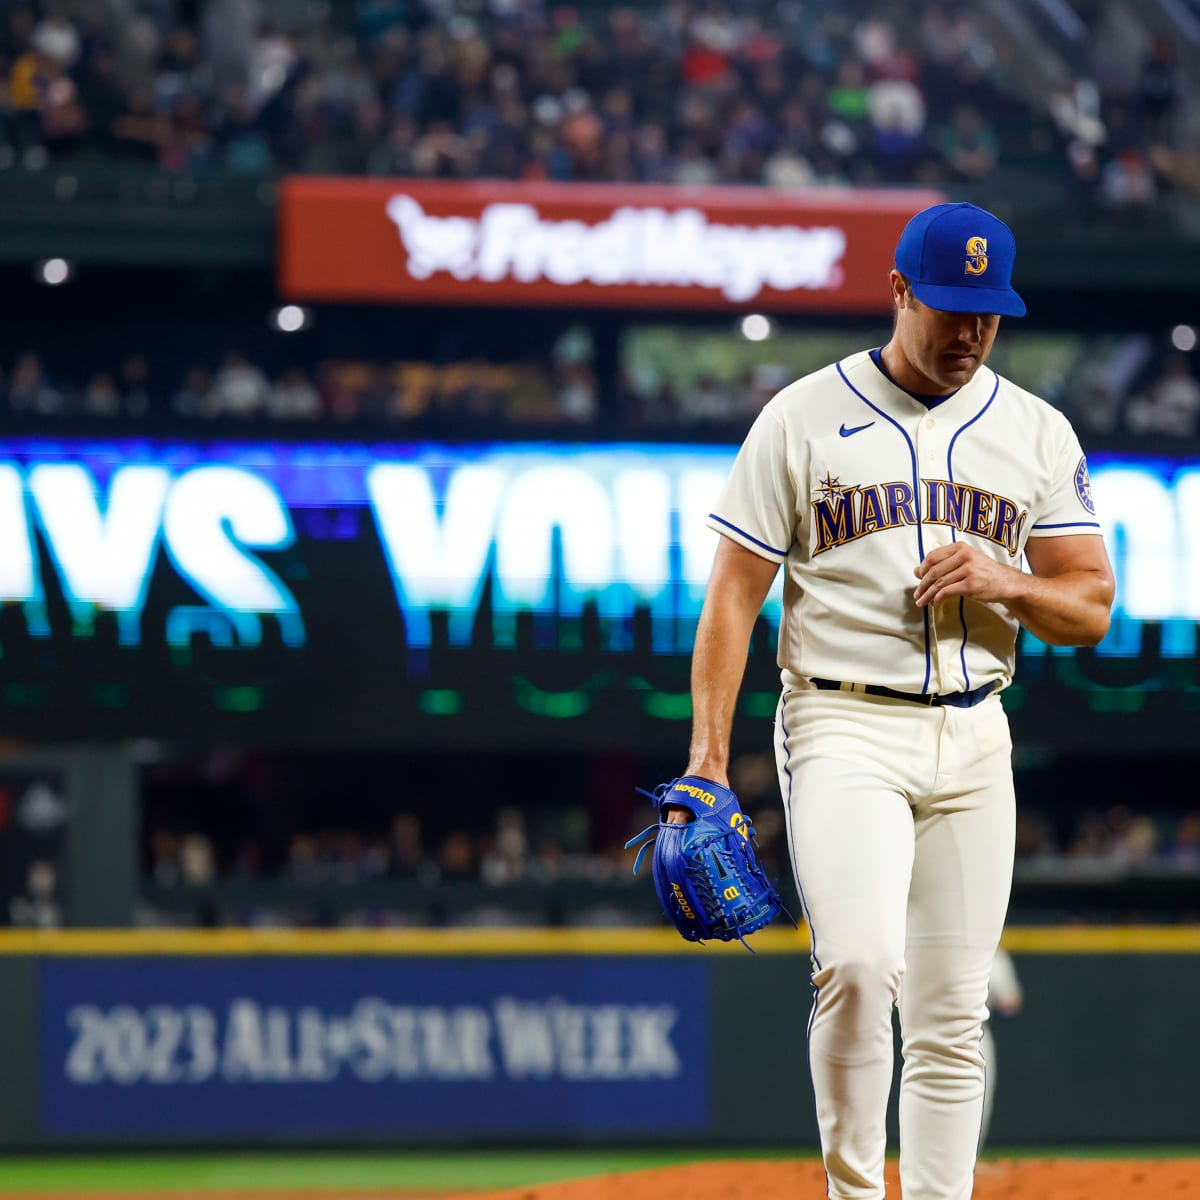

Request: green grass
left=0, top=1148, right=1195, bottom=1191
left=0, top=1150, right=798, bottom=1192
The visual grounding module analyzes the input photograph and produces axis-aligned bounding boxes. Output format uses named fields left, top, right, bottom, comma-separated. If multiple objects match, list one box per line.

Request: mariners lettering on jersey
left=811, top=475, right=1028, bottom=556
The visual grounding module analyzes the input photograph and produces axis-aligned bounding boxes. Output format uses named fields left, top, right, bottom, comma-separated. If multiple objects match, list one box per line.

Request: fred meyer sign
left=279, top=179, right=943, bottom=311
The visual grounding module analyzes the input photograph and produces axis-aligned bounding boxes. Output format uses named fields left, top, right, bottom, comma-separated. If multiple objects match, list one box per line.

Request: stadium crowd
left=10, top=772, right=1199, bottom=930
left=0, top=346, right=601, bottom=426
left=64, top=745, right=1191, bottom=930
left=2, top=332, right=1198, bottom=440
left=0, top=0, right=1196, bottom=212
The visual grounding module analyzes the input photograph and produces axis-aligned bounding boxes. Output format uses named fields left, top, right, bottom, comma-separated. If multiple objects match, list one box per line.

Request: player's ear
left=889, top=269, right=911, bottom=311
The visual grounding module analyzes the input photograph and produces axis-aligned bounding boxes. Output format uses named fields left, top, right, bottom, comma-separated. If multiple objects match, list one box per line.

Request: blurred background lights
left=740, top=313, right=771, bottom=342
left=1170, top=324, right=1197, bottom=352
left=272, top=304, right=310, bottom=332
left=37, top=258, right=71, bottom=286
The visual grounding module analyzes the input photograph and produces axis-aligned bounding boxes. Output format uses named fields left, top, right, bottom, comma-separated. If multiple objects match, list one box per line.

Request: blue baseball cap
left=894, top=202, right=1026, bottom=318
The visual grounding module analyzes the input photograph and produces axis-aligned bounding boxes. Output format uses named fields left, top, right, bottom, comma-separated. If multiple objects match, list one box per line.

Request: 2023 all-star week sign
left=278, top=178, right=944, bottom=312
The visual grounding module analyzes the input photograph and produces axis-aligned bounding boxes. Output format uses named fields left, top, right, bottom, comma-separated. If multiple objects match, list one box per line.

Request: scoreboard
left=0, top=437, right=1195, bottom=751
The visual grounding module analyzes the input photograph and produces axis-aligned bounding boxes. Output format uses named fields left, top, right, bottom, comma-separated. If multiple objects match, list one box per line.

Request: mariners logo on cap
left=1075, top=456, right=1095, bottom=514
left=965, top=237, right=988, bottom=276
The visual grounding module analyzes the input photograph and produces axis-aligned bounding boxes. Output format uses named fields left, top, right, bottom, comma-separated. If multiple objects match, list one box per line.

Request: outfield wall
left=0, top=928, right=1196, bottom=1149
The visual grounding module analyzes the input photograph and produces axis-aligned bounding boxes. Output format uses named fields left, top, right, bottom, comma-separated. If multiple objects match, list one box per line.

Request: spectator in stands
left=5, top=0, right=1183, bottom=203
left=367, top=114, right=419, bottom=175
left=179, top=834, right=216, bottom=885
left=389, top=812, right=431, bottom=881
left=1165, top=813, right=1200, bottom=870
left=1126, top=354, right=1200, bottom=439
left=411, top=117, right=474, bottom=177
left=937, top=104, right=999, bottom=182
left=81, top=370, right=120, bottom=417
left=1105, top=807, right=1159, bottom=866
left=680, top=373, right=739, bottom=425
left=438, top=830, right=477, bottom=882
left=209, top=350, right=270, bottom=417
left=148, top=828, right=183, bottom=886
left=20, top=0, right=1200, bottom=217
left=154, top=28, right=208, bottom=113
left=1149, top=140, right=1200, bottom=202
left=865, top=76, right=926, bottom=181
left=1066, top=805, right=1162, bottom=866
left=32, top=7, right=78, bottom=73
left=8, top=350, right=63, bottom=415
left=1014, top=809, right=1058, bottom=863
left=285, top=833, right=323, bottom=884
left=551, top=327, right=598, bottom=424
left=267, top=366, right=322, bottom=420
left=1139, top=35, right=1178, bottom=145
left=9, top=860, right=62, bottom=928
left=172, top=366, right=213, bottom=418
left=9, top=16, right=84, bottom=161
left=110, top=87, right=168, bottom=165
left=74, top=45, right=128, bottom=157
left=120, top=354, right=152, bottom=417
left=480, top=808, right=529, bottom=885
left=1101, top=146, right=1158, bottom=215
left=161, top=91, right=214, bottom=172
left=1067, top=811, right=1110, bottom=863
left=316, top=360, right=368, bottom=421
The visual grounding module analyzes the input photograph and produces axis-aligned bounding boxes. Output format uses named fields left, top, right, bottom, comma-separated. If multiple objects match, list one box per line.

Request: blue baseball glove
left=625, top=775, right=788, bottom=950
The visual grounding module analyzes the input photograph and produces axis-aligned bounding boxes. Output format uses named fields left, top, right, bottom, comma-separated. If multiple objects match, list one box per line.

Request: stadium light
left=37, top=258, right=72, bottom=286
left=740, top=314, right=771, bottom=342
left=271, top=305, right=311, bottom=333
left=1170, top=324, right=1197, bottom=353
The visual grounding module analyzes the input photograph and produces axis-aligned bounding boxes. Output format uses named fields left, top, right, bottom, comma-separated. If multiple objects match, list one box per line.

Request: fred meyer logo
left=62, top=998, right=681, bottom=1086
left=385, top=195, right=847, bottom=302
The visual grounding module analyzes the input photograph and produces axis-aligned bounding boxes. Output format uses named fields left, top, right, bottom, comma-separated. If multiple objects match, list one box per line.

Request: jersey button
left=925, top=418, right=935, bottom=429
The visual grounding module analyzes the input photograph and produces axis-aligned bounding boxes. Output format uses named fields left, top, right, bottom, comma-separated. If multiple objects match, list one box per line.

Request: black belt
left=809, top=678, right=998, bottom=709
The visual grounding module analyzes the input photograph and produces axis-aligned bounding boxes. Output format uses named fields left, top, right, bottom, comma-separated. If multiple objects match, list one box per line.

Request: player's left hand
left=913, top=543, right=1019, bottom=608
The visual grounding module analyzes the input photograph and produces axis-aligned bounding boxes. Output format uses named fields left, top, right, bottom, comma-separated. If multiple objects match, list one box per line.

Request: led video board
left=0, top=439, right=1194, bottom=750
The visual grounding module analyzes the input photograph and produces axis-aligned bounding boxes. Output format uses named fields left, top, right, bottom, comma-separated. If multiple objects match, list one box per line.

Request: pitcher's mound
left=449, top=1156, right=1200, bottom=1200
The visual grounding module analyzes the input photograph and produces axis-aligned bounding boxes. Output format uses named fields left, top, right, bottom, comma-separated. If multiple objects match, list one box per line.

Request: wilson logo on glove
left=625, top=775, right=792, bottom=950
left=671, top=781, right=718, bottom=807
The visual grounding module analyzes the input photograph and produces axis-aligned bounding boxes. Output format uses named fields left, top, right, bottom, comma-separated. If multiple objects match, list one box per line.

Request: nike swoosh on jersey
left=839, top=421, right=875, bottom=437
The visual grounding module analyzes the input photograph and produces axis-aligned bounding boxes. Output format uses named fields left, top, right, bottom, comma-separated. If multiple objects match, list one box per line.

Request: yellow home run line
left=0, top=926, right=1198, bottom=955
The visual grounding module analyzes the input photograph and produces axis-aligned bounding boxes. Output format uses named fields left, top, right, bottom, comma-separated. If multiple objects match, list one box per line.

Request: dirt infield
left=6, top=1157, right=1200, bottom=1199
left=445, top=1156, right=1200, bottom=1200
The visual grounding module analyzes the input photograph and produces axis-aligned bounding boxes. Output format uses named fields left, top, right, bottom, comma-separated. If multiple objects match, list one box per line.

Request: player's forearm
left=685, top=599, right=759, bottom=785
left=1004, top=567, right=1113, bottom=646
left=685, top=538, right=781, bottom=784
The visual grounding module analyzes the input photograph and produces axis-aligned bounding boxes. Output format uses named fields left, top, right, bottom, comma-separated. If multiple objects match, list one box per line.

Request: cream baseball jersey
left=708, top=349, right=1102, bottom=695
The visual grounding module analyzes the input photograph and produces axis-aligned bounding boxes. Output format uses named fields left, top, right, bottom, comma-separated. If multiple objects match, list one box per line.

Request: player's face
left=892, top=277, right=1001, bottom=394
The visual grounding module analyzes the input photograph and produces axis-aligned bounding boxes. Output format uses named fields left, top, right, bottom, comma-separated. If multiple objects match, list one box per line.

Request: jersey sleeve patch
left=1074, top=455, right=1095, bottom=514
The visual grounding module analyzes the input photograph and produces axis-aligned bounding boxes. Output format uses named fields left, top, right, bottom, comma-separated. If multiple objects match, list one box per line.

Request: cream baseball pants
left=774, top=687, right=1015, bottom=1200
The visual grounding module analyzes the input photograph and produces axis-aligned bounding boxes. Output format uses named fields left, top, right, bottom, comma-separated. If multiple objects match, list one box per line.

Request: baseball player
left=668, top=202, right=1114, bottom=1200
